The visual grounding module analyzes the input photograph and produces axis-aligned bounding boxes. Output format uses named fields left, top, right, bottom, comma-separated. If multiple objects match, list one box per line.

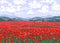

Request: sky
left=0, top=0, right=60, bottom=18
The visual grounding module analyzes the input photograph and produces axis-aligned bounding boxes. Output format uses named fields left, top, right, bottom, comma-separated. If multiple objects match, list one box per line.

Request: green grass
left=2, top=38, right=60, bottom=43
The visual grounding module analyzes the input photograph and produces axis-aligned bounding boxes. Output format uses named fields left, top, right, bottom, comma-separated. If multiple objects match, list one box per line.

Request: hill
left=0, top=16, right=60, bottom=22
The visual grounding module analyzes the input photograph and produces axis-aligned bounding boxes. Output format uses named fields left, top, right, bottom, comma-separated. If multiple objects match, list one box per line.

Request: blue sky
left=0, top=0, right=60, bottom=18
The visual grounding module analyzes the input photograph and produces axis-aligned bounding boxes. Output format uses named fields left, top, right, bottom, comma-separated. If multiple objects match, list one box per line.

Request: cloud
left=0, top=0, right=60, bottom=18
left=6, top=6, right=16, bottom=13
left=51, top=2, right=60, bottom=11
left=28, top=0, right=42, bottom=8
left=13, top=0, right=26, bottom=5
left=0, top=0, right=8, bottom=4
left=0, top=6, right=6, bottom=12
left=38, top=5, right=49, bottom=13
left=0, top=4, right=16, bottom=13
left=40, top=0, right=54, bottom=4
left=27, top=10, right=34, bottom=14
left=0, top=1, right=23, bottom=13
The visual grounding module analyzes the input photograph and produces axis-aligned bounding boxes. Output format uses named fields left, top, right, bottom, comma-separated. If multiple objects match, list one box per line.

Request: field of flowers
left=0, top=21, right=60, bottom=43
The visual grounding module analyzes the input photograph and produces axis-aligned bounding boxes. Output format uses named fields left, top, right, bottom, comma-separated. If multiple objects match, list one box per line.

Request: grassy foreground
left=1, top=38, right=60, bottom=43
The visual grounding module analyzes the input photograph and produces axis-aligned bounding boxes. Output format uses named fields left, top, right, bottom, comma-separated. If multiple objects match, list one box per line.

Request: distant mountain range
left=0, top=16, right=60, bottom=22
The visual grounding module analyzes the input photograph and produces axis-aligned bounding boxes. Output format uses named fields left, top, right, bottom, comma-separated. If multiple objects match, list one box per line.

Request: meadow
left=0, top=21, right=60, bottom=43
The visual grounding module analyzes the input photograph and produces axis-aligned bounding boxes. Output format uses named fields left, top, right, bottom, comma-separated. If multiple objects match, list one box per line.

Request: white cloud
left=0, top=0, right=8, bottom=4
left=0, top=6, right=6, bottom=12
left=52, top=2, right=60, bottom=11
left=28, top=0, right=42, bottom=8
left=40, top=0, right=54, bottom=4
left=0, top=0, right=60, bottom=18
left=0, top=3, right=23, bottom=13
left=38, top=5, right=49, bottom=13
left=27, top=10, right=34, bottom=14
left=0, top=1, right=25, bottom=14
left=16, top=6, right=22, bottom=12
left=13, top=0, right=26, bottom=5
left=5, top=5, right=16, bottom=13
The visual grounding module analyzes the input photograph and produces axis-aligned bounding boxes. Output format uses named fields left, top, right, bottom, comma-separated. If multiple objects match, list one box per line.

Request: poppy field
left=0, top=21, right=60, bottom=43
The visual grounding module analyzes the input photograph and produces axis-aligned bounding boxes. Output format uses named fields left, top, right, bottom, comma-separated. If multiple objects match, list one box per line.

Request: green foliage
left=2, top=38, right=60, bottom=43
